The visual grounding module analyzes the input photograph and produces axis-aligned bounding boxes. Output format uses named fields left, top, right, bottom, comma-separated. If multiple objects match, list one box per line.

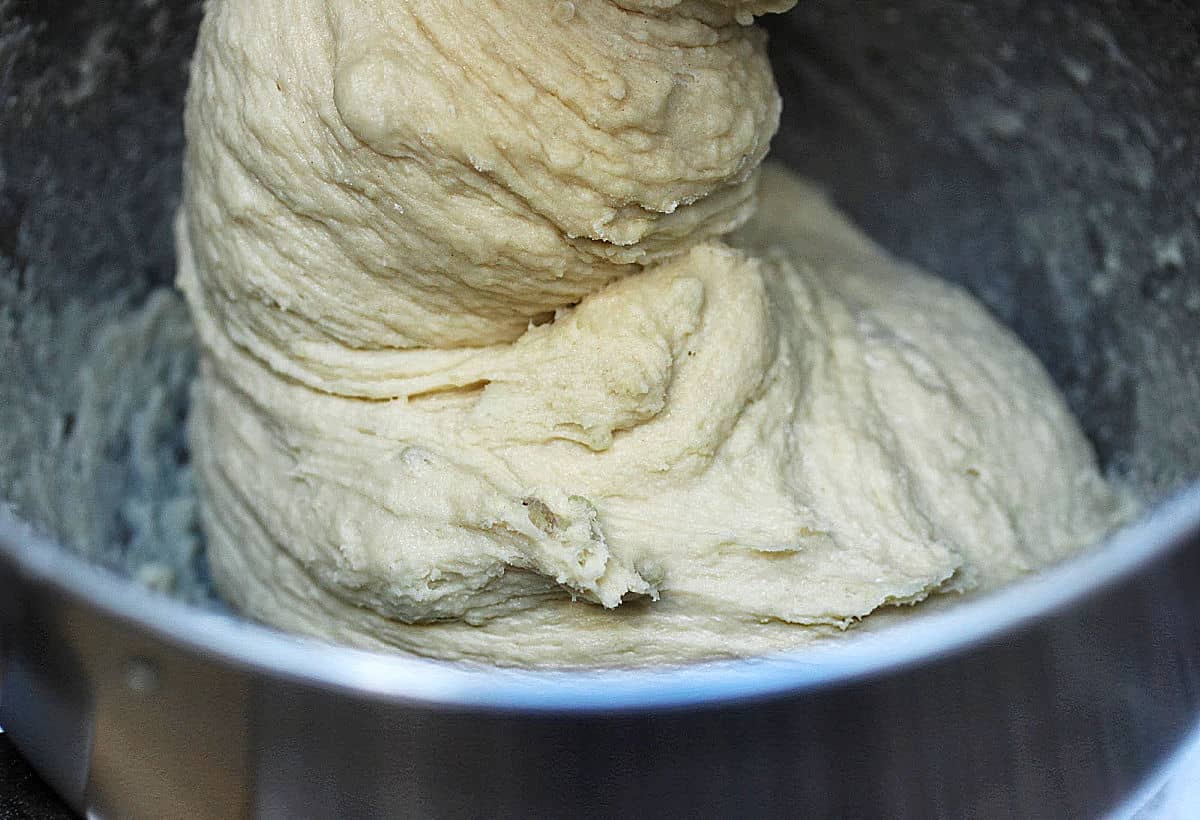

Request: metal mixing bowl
left=2, top=1, right=1198, bottom=816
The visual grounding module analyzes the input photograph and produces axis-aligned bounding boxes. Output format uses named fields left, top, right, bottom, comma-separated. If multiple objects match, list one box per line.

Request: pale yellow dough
left=178, top=0, right=1124, bottom=666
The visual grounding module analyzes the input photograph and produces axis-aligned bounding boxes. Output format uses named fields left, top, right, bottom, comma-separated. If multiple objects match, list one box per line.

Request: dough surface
left=178, top=0, right=1125, bottom=666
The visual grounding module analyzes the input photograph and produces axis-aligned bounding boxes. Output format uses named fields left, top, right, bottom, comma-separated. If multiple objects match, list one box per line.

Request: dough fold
left=179, top=0, right=1125, bottom=665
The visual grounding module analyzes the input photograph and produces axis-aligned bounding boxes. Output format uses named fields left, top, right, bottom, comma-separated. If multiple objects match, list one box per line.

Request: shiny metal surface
left=2, top=492, right=1200, bottom=817
left=2, top=1, right=1199, bottom=817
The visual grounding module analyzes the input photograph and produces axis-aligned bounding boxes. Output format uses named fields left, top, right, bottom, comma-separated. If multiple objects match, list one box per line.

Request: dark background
left=0, top=735, right=71, bottom=819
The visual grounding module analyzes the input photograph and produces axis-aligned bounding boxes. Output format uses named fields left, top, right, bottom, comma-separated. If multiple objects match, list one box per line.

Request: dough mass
left=177, top=0, right=1124, bottom=665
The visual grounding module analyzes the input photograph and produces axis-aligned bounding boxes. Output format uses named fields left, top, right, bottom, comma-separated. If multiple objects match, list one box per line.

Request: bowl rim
left=2, top=483, right=1198, bottom=714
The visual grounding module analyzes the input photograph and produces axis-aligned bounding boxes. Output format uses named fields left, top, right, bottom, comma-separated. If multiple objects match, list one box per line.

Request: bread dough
left=177, top=0, right=1125, bottom=666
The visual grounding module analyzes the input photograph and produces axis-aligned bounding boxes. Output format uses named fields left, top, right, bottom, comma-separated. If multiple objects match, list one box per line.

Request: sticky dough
left=177, top=0, right=1124, bottom=666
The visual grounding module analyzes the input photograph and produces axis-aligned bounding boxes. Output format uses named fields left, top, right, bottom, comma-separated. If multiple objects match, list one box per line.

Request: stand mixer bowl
left=1, top=1, right=1198, bottom=816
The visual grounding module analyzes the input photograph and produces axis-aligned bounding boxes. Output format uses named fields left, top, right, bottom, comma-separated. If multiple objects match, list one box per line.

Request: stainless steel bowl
left=2, top=2, right=1198, bottom=817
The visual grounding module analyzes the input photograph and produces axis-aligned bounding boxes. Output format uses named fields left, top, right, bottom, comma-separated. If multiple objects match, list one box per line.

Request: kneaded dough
left=177, top=0, right=1125, bottom=666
